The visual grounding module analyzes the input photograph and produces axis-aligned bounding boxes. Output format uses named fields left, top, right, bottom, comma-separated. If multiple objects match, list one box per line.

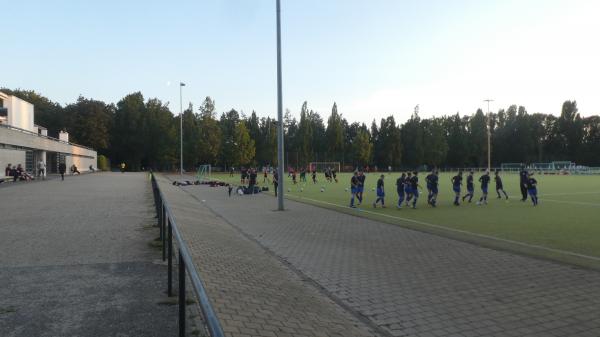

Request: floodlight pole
left=276, top=0, right=285, bottom=211
left=180, top=82, right=185, bottom=179
left=484, top=99, right=494, bottom=172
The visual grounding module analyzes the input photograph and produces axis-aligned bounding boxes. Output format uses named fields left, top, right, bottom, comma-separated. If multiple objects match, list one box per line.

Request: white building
left=0, top=92, right=97, bottom=176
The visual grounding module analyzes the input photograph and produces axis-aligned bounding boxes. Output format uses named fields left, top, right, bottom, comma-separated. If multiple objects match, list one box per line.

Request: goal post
left=196, top=164, right=211, bottom=181
left=308, top=162, right=341, bottom=173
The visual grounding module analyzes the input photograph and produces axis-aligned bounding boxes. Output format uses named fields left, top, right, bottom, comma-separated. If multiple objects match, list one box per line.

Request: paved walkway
left=171, top=177, right=600, bottom=337
left=156, top=175, right=376, bottom=337
left=0, top=172, right=176, bottom=337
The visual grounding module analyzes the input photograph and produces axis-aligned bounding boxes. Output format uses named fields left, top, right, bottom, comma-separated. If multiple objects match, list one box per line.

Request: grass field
left=209, top=171, right=600, bottom=265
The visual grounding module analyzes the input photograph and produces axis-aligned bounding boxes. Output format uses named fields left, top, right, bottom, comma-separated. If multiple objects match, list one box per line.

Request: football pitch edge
left=198, top=173, right=600, bottom=271
left=281, top=192, right=600, bottom=271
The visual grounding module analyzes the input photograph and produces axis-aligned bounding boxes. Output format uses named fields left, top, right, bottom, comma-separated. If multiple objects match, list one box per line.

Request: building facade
left=0, top=92, right=97, bottom=176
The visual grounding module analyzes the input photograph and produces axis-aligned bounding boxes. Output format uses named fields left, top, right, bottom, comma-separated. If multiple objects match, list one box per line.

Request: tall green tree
left=325, top=102, right=345, bottom=161
left=198, top=97, right=221, bottom=165
left=234, top=122, right=255, bottom=166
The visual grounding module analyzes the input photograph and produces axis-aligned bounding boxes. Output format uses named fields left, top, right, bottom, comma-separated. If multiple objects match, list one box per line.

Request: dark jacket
left=58, top=163, right=67, bottom=174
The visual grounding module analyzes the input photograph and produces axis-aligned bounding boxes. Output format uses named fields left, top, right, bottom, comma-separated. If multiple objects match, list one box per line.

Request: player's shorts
left=453, top=186, right=461, bottom=193
left=404, top=187, right=412, bottom=194
left=376, top=187, right=385, bottom=197
left=528, top=188, right=537, bottom=197
left=467, top=187, right=474, bottom=193
left=431, top=186, right=438, bottom=194
left=482, top=186, right=488, bottom=194
left=351, top=187, right=357, bottom=194
left=412, top=188, right=419, bottom=198
left=496, top=184, right=503, bottom=190
left=397, top=189, right=404, bottom=196
left=358, top=186, right=364, bottom=193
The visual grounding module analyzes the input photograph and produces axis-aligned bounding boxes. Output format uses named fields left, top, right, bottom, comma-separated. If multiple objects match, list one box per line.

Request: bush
left=97, top=155, right=110, bottom=171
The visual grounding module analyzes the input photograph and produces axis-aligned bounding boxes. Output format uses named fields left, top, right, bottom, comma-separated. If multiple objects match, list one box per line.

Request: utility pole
left=180, top=82, right=185, bottom=179
left=276, top=0, right=285, bottom=210
left=484, top=99, right=494, bottom=172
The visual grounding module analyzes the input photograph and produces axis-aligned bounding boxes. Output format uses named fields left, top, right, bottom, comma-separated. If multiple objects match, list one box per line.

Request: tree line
left=3, top=88, right=600, bottom=171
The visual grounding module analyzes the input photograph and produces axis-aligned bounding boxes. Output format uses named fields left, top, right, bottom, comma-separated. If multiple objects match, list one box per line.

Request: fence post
left=179, top=250, right=186, bottom=337
left=168, top=219, right=173, bottom=297
left=162, top=207, right=166, bottom=261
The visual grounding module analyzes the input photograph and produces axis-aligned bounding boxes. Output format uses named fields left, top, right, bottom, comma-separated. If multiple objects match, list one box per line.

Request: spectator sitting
left=5, top=163, right=11, bottom=177
left=71, top=164, right=81, bottom=175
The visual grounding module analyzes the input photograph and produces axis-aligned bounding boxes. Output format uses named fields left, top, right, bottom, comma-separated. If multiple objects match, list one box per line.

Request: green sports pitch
left=210, top=171, right=600, bottom=264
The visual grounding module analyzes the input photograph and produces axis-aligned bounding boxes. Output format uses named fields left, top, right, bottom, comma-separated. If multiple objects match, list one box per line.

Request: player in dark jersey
left=373, top=174, right=386, bottom=208
left=526, top=173, right=538, bottom=206
left=332, top=168, right=338, bottom=183
left=495, top=170, right=508, bottom=199
left=312, top=170, right=317, bottom=184
left=451, top=171, right=463, bottom=206
left=396, top=172, right=406, bottom=209
left=350, top=171, right=360, bottom=208
left=426, top=170, right=439, bottom=207
left=357, top=171, right=366, bottom=205
left=292, top=169, right=297, bottom=184
left=409, top=171, right=419, bottom=209
left=300, top=167, right=306, bottom=182
left=477, top=170, right=490, bottom=205
left=404, top=172, right=413, bottom=206
left=519, top=166, right=529, bottom=201
left=462, top=170, right=475, bottom=203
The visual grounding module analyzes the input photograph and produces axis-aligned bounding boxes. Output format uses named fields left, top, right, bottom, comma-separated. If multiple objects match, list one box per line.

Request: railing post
left=159, top=203, right=164, bottom=241
left=162, top=208, right=166, bottom=262
left=178, top=250, right=186, bottom=337
left=168, top=219, right=173, bottom=297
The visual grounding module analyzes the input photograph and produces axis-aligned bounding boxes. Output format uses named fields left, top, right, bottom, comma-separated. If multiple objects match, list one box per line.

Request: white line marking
left=540, top=191, right=600, bottom=197
left=285, top=195, right=600, bottom=262
left=539, top=198, right=600, bottom=207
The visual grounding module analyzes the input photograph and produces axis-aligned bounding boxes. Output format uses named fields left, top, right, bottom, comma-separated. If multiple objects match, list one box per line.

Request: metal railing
left=150, top=172, right=224, bottom=337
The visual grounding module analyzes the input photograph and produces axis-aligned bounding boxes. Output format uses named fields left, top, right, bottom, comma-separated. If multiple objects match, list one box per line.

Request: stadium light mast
left=180, top=82, right=185, bottom=179
left=275, top=0, right=285, bottom=210
left=484, top=99, right=494, bottom=172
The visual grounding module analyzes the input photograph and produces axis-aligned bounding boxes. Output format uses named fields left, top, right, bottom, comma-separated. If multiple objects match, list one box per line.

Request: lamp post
left=276, top=0, right=284, bottom=210
left=180, top=82, right=185, bottom=179
left=484, top=99, right=494, bottom=172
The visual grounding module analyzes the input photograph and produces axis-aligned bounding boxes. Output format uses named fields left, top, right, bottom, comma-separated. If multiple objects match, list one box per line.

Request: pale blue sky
left=3, top=0, right=599, bottom=123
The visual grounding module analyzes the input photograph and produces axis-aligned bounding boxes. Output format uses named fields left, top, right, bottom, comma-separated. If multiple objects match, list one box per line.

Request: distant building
left=0, top=92, right=97, bottom=176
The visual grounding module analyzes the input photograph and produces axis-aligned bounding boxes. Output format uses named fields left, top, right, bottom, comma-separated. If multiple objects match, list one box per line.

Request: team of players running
left=349, top=169, right=539, bottom=209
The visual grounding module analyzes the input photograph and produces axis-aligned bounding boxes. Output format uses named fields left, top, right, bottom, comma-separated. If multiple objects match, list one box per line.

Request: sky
left=2, top=0, right=599, bottom=124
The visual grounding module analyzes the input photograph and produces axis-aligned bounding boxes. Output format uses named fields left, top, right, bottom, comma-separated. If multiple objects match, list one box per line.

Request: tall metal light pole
left=484, top=99, right=494, bottom=172
left=180, top=82, right=185, bottom=178
left=276, top=0, right=285, bottom=210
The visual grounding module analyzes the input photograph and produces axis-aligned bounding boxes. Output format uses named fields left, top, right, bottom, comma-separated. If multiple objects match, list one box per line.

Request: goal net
left=196, top=164, right=211, bottom=181
left=308, top=162, right=341, bottom=173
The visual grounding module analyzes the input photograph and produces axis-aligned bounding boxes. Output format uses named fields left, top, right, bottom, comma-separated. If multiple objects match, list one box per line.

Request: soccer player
left=292, top=169, right=297, bottom=184
left=324, top=168, right=331, bottom=182
left=451, top=171, right=463, bottom=206
left=300, top=167, right=306, bottom=182
left=462, top=170, right=475, bottom=203
left=357, top=171, right=366, bottom=205
left=373, top=174, right=386, bottom=208
left=312, top=169, right=317, bottom=184
left=477, top=170, right=490, bottom=205
left=263, top=168, right=269, bottom=183
left=495, top=170, right=509, bottom=199
left=409, top=171, right=420, bottom=209
left=350, top=171, right=359, bottom=208
left=519, top=166, right=529, bottom=201
left=332, top=168, right=338, bottom=183
left=426, top=170, right=439, bottom=207
left=396, top=172, right=406, bottom=209
left=526, top=172, right=538, bottom=206
left=404, top=172, right=413, bottom=206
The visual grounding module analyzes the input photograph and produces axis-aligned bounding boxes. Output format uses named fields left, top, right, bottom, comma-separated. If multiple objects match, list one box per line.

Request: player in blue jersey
left=409, top=171, right=420, bottom=209
left=404, top=172, right=413, bottom=206
left=477, top=170, right=491, bottom=205
left=462, top=170, right=475, bottom=203
left=357, top=171, right=366, bottom=205
left=526, top=172, right=539, bottom=206
left=396, top=172, right=406, bottom=209
left=373, top=174, right=386, bottom=208
left=425, top=170, right=439, bottom=207
left=451, top=171, right=463, bottom=206
left=495, top=170, right=509, bottom=199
